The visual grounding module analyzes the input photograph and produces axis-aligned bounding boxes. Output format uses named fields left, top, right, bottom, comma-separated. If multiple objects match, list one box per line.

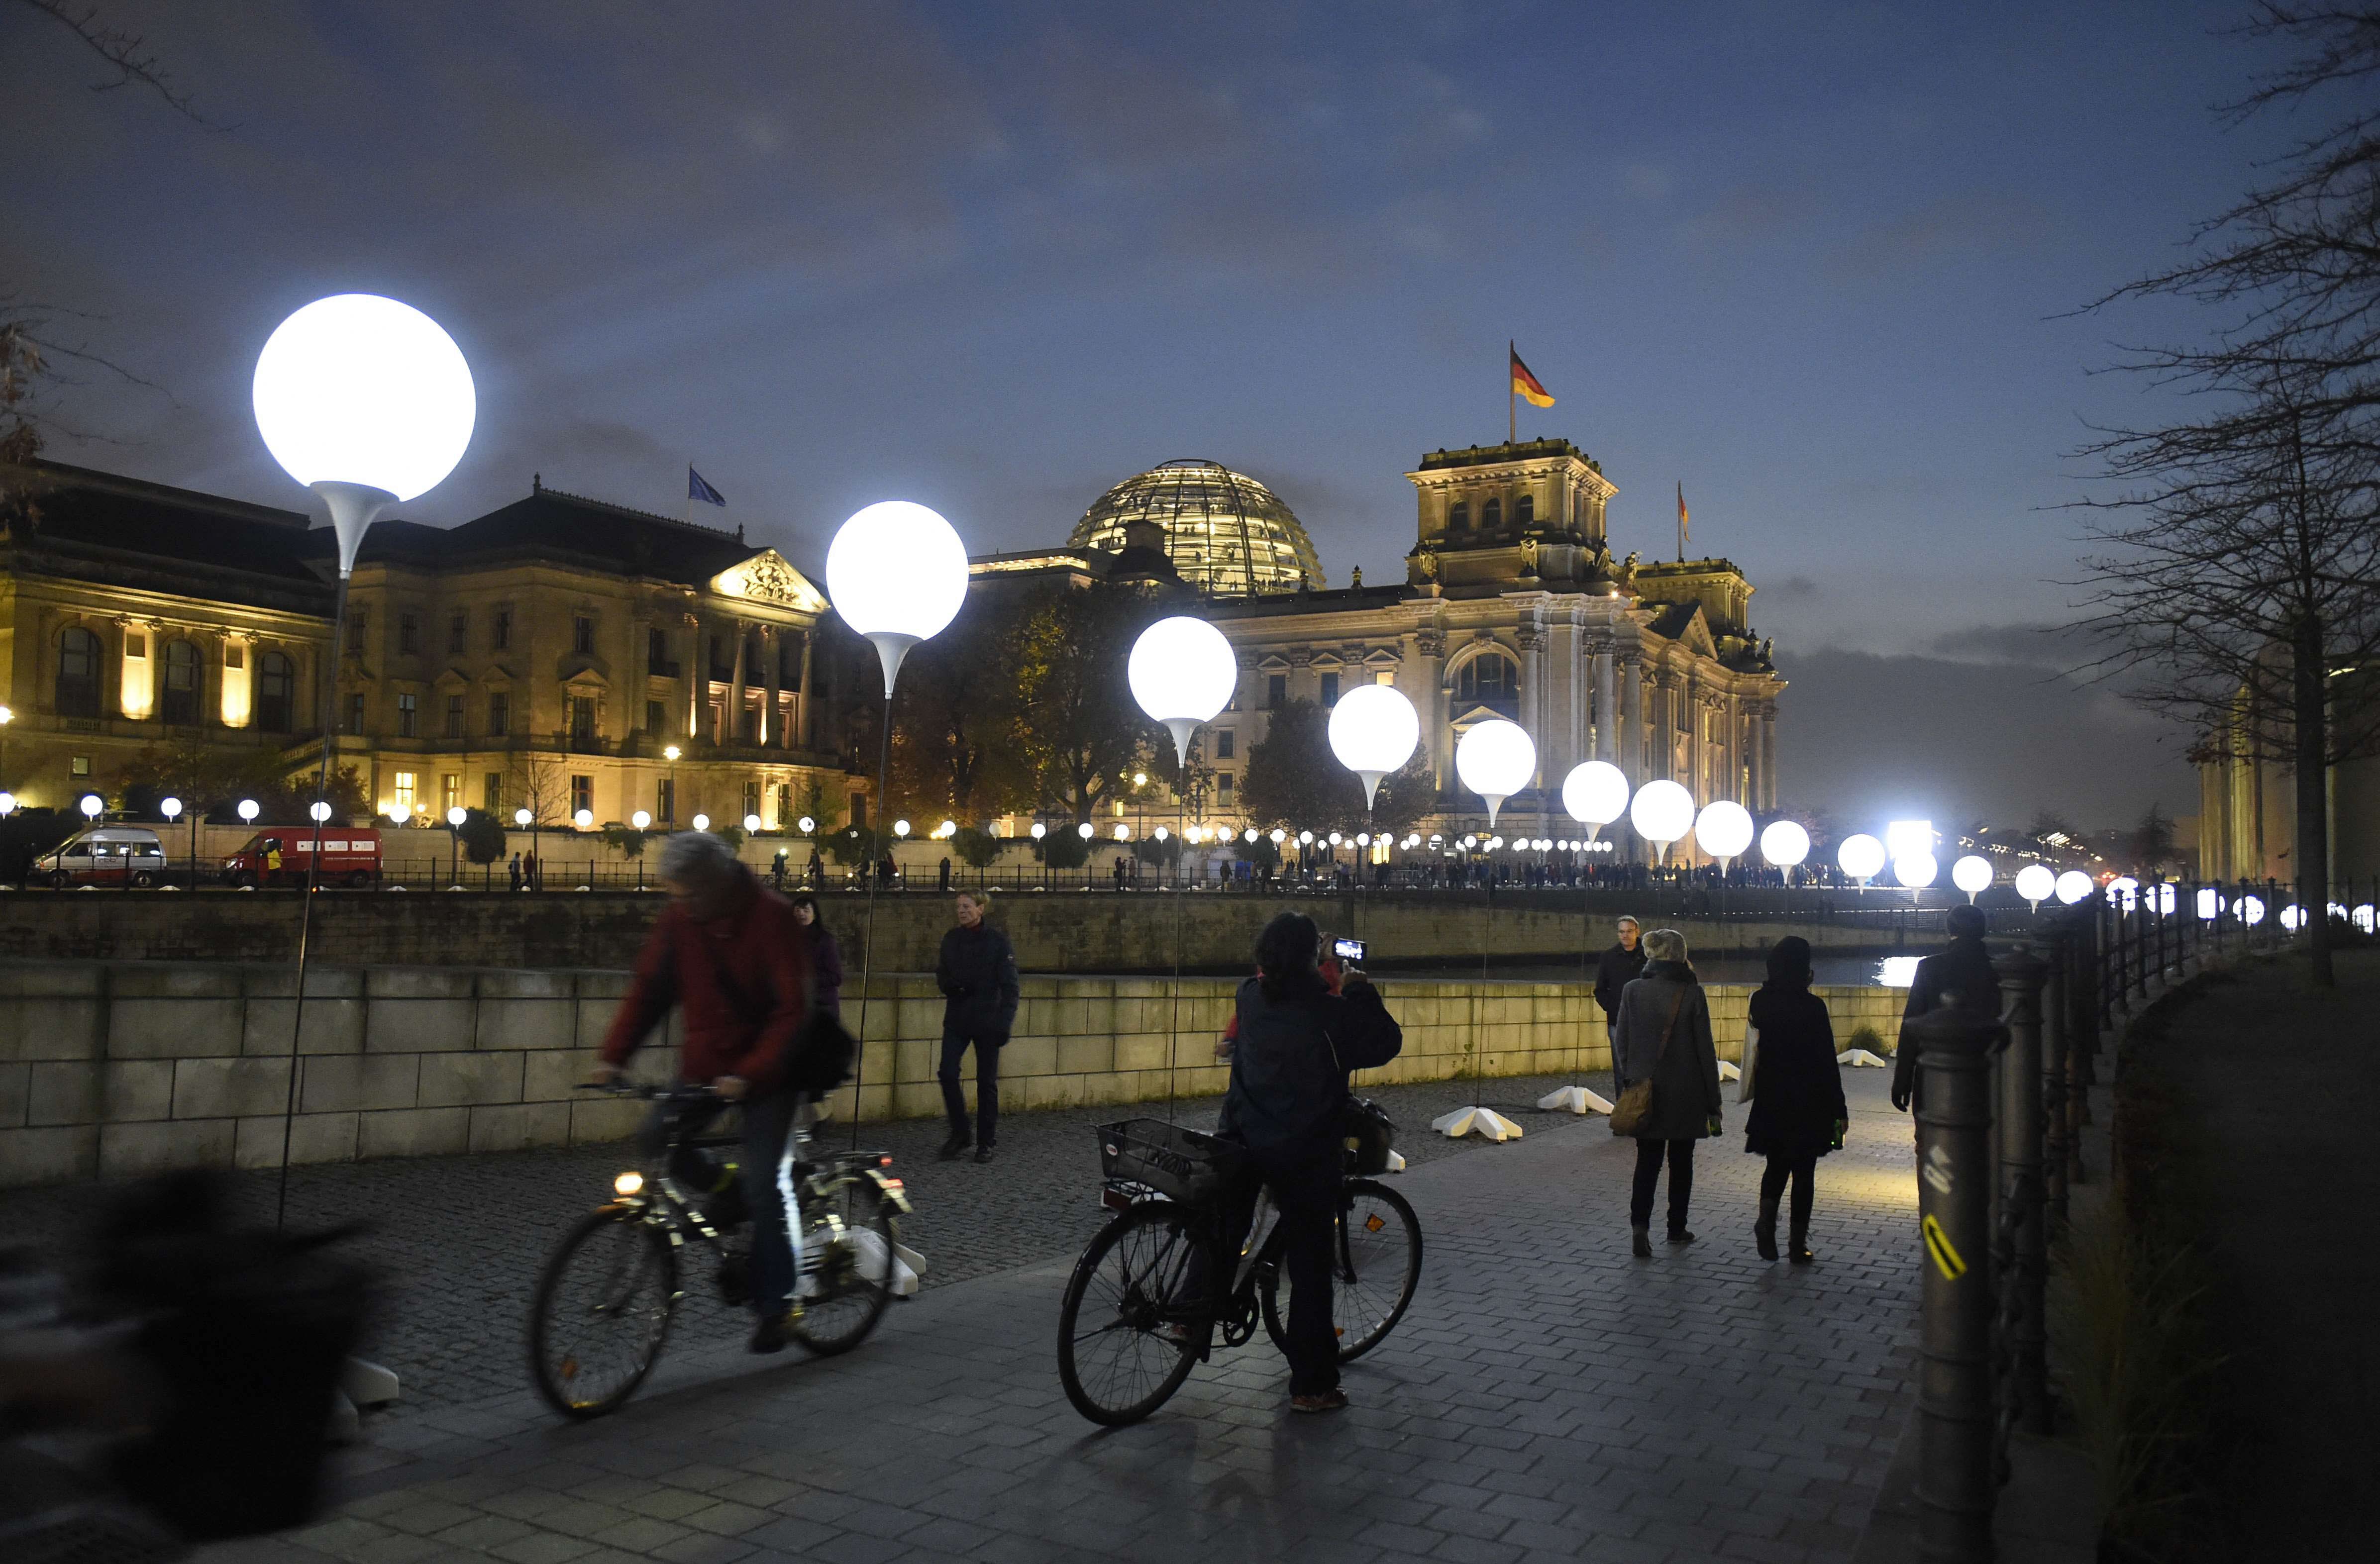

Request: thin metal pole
left=1995, top=943, right=2051, bottom=1436
left=848, top=713, right=894, bottom=1151
left=1164, top=786, right=1187, bottom=1121
left=1909, top=998, right=2000, bottom=1563
left=275, top=576, right=347, bottom=1232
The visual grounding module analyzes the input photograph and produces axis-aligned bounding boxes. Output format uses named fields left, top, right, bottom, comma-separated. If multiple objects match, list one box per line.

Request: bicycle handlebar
left=575, top=1079, right=722, bottom=1106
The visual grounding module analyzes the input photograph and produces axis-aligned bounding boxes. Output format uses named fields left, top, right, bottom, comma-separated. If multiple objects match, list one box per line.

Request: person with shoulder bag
left=1609, top=928, right=1723, bottom=1257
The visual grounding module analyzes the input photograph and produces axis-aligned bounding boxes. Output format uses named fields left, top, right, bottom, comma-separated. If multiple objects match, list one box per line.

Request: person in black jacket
left=1215, top=912, right=1403, bottom=1413
left=935, top=890, right=1020, bottom=1163
left=1592, top=916, right=1647, bottom=1089
left=1743, top=936, right=1849, bottom=1264
left=1891, top=903, right=2000, bottom=1113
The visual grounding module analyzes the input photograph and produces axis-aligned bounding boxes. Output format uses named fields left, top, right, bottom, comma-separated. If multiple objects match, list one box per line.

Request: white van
left=37, top=826, right=170, bottom=888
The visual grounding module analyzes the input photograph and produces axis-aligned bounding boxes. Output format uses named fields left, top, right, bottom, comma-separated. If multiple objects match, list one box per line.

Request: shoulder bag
left=1609, top=988, right=1687, bottom=1137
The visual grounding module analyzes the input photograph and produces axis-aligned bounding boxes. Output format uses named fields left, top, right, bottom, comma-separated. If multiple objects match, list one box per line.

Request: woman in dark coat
left=787, top=893, right=843, bottom=1017
left=1743, top=936, right=1848, bottom=1264
left=1610, top=928, right=1723, bottom=1256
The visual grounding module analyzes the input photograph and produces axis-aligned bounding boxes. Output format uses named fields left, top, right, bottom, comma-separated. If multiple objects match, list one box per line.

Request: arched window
left=1483, top=496, right=1503, bottom=530
left=161, top=640, right=201, bottom=725
left=1515, top=493, right=1534, bottom=525
left=256, top=651, right=296, bottom=733
left=1456, top=651, right=1519, bottom=713
left=55, top=627, right=101, bottom=717
left=1448, top=501, right=1470, bottom=533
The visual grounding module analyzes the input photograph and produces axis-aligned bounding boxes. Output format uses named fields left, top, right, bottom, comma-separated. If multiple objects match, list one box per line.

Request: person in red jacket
left=589, top=831, right=814, bottom=1352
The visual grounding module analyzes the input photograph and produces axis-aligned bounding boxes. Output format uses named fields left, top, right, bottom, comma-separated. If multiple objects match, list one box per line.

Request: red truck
left=222, top=827, right=383, bottom=888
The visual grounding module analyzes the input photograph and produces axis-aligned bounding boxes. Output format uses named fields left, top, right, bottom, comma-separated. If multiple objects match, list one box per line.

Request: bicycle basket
left=1096, top=1119, right=1245, bottom=1207
left=1342, top=1096, right=1395, bottom=1175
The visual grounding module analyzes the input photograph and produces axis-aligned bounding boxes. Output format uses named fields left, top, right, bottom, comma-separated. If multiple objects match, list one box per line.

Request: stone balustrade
left=0, top=960, right=1907, bottom=1187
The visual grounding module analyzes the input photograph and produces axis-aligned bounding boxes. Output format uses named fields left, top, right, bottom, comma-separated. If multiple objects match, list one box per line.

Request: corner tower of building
left=1403, top=438, right=1617, bottom=598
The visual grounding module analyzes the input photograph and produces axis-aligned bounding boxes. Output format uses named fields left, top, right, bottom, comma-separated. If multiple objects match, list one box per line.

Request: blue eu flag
left=688, top=467, right=726, bottom=506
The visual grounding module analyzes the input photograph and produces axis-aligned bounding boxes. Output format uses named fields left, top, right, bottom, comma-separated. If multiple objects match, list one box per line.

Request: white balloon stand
left=1536, top=1083, right=1612, bottom=1115
left=1838, top=1049, right=1890, bottom=1068
left=1718, top=1060, right=1741, bottom=1081
left=1432, top=1104, right=1524, bottom=1141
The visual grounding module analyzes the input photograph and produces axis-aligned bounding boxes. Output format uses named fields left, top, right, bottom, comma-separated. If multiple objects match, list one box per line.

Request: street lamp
left=1440, top=717, right=1538, bottom=1144
left=254, top=293, right=473, bottom=1221
left=1951, top=854, right=1993, bottom=902
left=1628, top=779, right=1694, bottom=866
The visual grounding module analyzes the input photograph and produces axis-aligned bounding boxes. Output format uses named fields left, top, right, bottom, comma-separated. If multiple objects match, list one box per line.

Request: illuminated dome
left=1070, top=459, right=1322, bottom=596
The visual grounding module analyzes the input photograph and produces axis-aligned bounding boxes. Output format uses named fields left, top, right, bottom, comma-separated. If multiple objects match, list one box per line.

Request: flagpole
left=1507, top=341, right=1516, bottom=445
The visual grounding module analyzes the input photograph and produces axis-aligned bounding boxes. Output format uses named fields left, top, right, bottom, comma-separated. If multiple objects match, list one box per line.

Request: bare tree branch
left=13, top=0, right=224, bottom=126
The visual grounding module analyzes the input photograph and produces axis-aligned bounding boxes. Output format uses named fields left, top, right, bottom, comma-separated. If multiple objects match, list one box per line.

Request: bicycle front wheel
left=787, top=1174, right=897, bottom=1357
left=528, top=1208, right=679, bottom=1419
left=1057, top=1201, right=1204, bottom=1426
left=1261, top=1178, right=1422, bottom=1364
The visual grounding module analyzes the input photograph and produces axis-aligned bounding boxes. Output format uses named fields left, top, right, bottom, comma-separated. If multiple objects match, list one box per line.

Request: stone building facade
left=0, top=462, right=867, bottom=830
left=2196, top=661, right=2380, bottom=884
left=974, top=438, right=1785, bottom=857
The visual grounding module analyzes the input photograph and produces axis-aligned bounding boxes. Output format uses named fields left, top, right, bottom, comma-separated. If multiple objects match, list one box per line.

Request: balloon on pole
left=1327, top=684, right=1421, bottom=809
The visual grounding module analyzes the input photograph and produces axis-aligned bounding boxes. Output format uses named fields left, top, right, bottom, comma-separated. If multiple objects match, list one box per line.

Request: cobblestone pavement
left=178, top=1066, right=1918, bottom=1564
left=0, top=1071, right=1610, bottom=1411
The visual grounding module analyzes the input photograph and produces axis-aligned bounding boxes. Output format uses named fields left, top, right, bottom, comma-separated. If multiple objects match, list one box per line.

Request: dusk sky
left=4, top=1, right=2312, bottom=832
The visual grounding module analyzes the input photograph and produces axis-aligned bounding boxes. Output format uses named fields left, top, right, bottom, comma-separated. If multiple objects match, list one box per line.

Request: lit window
left=393, top=772, right=418, bottom=815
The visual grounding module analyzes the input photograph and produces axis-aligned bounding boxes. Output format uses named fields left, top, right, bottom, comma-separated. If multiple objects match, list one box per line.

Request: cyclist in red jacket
left=590, top=832, right=814, bottom=1352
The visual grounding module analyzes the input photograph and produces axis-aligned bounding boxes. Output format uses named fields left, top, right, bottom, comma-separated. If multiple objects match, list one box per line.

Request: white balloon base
left=1838, top=1049, right=1890, bottom=1068
left=1536, top=1084, right=1613, bottom=1115
left=1718, top=1060, right=1742, bottom=1081
left=1431, top=1105, right=1524, bottom=1141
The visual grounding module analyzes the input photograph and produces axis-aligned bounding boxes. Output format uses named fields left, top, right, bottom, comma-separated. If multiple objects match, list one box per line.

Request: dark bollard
left=1994, top=944, right=2051, bottom=1437
left=1908, top=997, right=2003, bottom=1564
left=2039, top=926, right=2071, bottom=1230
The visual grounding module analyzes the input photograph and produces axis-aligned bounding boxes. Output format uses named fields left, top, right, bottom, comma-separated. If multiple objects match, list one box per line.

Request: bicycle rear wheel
left=786, top=1174, right=896, bottom=1357
left=1057, top=1201, right=1204, bottom=1426
left=528, top=1209, right=679, bottom=1419
left=1262, top=1178, right=1422, bottom=1364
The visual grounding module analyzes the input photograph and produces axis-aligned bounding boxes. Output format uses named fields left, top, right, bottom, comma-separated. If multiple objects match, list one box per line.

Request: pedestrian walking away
left=1742, top=936, right=1848, bottom=1263
left=1216, top=912, right=1403, bottom=1413
left=771, top=848, right=788, bottom=888
left=1593, top=915, right=1647, bottom=1093
left=586, top=831, right=816, bottom=1354
left=937, top=855, right=952, bottom=892
left=508, top=852, right=522, bottom=891
left=1610, top=928, right=1722, bottom=1256
left=1891, top=902, right=1999, bottom=1114
left=806, top=845, right=824, bottom=884
left=935, top=890, right=1019, bottom=1163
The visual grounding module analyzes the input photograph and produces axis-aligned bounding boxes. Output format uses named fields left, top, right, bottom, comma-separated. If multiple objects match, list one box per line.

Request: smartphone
left=1333, top=937, right=1366, bottom=963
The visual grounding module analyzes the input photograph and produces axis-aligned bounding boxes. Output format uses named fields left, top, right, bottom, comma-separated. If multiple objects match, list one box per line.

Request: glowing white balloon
left=2014, top=864, right=2055, bottom=906
left=1694, top=800, right=1754, bottom=862
left=825, top=501, right=969, bottom=696
left=1129, top=616, right=1239, bottom=766
left=1951, top=854, right=1993, bottom=899
left=1454, top=719, right=1535, bottom=826
left=1838, top=834, right=1886, bottom=882
left=252, top=293, right=475, bottom=505
left=1894, top=852, right=1939, bottom=889
left=1560, top=760, right=1630, bottom=829
left=1759, top=819, right=1811, bottom=869
left=1630, top=779, right=1694, bottom=854
left=631, top=810, right=651, bottom=829
left=2237, top=895, right=2265, bottom=926
left=1327, top=683, right=1422, bottom=808
left=2056, top=870, right=2092, bottom=905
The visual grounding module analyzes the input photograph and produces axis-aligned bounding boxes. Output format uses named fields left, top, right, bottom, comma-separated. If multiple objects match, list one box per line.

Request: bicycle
left=527, top=1081, right=911, bottom=1419
left=1055, top=1117, right=1423, bottom=1426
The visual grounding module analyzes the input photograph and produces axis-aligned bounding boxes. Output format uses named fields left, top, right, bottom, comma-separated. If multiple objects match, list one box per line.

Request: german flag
left=1509, top=344, right=1555, bottom=408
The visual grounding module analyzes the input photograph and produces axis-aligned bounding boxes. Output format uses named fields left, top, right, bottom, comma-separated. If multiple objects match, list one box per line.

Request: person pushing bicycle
left=1215, top=911, right=1402, bottom=1413
left=587, top=831, right=816, bottom=1354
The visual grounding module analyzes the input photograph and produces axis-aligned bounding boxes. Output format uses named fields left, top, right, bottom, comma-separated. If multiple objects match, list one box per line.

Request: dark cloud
left=1776, top=646, right=2192, bottom=832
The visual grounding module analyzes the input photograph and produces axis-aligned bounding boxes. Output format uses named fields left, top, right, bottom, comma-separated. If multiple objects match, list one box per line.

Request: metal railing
left=1905, top=877, right=2328, bottom=1561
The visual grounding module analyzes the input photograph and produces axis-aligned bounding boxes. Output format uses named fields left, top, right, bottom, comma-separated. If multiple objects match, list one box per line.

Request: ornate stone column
left=1412, top=627, right=1447, bottom=784
left=1760, top=705, right=1778, bottom=811
left=1592, top=635, right=1616, bottom=765
left=1618, top=651, right=1642, bottom=780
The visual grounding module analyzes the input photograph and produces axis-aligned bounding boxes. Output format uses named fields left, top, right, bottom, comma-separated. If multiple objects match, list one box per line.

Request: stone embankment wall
left=0, top=888, right=1921, bottom=974
left=0, top=959, right=1907, bottom=1187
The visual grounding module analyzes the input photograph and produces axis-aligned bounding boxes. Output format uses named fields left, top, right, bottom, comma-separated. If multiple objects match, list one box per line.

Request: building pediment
left=711, top=551, right=827, bottom=614
left=432, top=667, right=472, bottom=694
left=560, top=662, right=611, bottom=693
left=1253, top=652, right=1293, bottom=672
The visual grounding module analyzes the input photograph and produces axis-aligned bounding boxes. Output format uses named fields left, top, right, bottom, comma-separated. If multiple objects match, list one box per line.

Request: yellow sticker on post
left=1922, top=1215, right=1967, bottom=1280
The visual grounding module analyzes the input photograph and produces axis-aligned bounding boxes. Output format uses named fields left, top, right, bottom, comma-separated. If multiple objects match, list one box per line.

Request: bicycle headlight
left=614, top=1170, right=644, bottom=1197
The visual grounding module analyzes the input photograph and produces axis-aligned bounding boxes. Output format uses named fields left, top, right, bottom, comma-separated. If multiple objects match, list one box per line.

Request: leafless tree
left=13, top=0, right=217, bottom=123
left=2077, top=7, right=2380, bottom=985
